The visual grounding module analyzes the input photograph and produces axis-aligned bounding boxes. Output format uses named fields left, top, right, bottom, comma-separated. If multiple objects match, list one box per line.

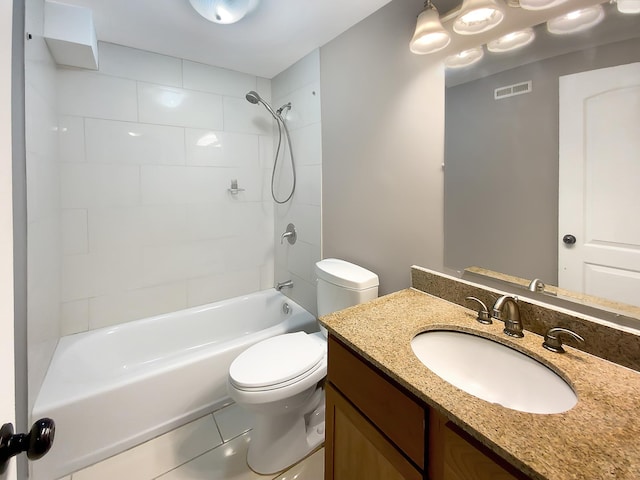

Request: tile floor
left=62, top=403, right=324, bottom=480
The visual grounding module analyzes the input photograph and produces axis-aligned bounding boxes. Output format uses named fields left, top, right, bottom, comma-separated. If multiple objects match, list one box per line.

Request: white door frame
left=0, top=0, right=17, bottom=479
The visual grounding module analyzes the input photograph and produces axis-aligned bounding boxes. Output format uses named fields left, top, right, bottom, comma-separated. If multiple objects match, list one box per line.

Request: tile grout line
left=211, top=411, right=224, bottom=444
left=151, top=431, right=248, bottom=480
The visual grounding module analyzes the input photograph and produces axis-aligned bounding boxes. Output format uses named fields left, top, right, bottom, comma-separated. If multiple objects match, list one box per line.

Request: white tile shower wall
left=271, top=50, right=322, bottom=316
left=58, top=42, right=274, bottom=332
left=25, top=0, right=62, bottom=413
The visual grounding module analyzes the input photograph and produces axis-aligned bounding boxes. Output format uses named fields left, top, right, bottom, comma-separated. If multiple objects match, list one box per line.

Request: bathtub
left=31, top=289, right=317, bottom=480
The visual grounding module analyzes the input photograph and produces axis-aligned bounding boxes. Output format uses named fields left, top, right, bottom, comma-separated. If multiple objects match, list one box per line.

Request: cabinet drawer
left=327, top=336, right=425, bottom=469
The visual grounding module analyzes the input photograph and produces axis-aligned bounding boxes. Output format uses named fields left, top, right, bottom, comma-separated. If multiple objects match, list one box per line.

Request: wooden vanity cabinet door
left=327, top=336, right=425, bottom=469
left=429, top=410, right=530, bottom=480
left=325, top=383, right=422, bottom=480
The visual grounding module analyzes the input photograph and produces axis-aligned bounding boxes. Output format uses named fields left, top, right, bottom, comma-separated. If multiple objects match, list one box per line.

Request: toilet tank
left=315, top=258, right=379, bottom=317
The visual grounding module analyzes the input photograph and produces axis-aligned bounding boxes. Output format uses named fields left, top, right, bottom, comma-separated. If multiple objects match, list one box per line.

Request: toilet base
left=247, top=388, right=325, bottom=474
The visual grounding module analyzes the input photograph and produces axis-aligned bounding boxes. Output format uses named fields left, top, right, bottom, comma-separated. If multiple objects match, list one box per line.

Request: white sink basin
left=411, top=330, right=577, bottom=414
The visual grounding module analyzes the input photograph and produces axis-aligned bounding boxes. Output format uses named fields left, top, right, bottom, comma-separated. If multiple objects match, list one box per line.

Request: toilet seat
left=229, top=332, right=325, bottom=391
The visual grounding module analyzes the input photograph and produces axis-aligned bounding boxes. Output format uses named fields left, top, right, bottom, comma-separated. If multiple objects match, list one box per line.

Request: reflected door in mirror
left=558, top=62, right=640, bottom=307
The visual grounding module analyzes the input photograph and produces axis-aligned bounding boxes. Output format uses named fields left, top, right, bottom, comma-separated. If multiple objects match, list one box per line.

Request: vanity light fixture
left=487, top=28, right=535, bottom=52
left=519, top=0, right=568, bottom=11
left=453, top=0, right=505, bottom=35
left=444, top=46, right=485, bottom=68
left=410, top=0, right=451, bottom=54
left=546, top=4, right=605, bottom=34
left=616, top=0, right=640, bottom=13
left=188, top=0, right=259, bottom=24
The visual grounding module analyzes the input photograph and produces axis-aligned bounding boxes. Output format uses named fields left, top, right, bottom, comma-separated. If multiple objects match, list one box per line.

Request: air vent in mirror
left=494, top=81, right=532, bottom=100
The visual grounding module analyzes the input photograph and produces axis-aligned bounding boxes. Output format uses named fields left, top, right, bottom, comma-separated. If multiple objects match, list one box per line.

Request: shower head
left=245, top=90, right=279, bottom=119
left=246, top=91, right=296, bottom=204
left=245, top=91, right=261, bottom=104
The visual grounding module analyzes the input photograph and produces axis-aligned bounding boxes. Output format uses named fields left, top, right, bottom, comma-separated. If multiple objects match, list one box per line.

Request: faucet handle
left=465, top=297, right=492, bottom=325
left=280, top=223, right=297, bottom=245
left=543, top=327, right=585, bottom=353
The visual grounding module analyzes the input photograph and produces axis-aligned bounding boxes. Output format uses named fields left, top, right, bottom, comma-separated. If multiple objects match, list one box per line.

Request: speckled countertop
left=319, top=288, right=640, bottom=480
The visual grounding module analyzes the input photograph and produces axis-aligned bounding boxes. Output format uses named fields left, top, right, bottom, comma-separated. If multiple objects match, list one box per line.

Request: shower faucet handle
left=280, top=223, right=297, bottom=245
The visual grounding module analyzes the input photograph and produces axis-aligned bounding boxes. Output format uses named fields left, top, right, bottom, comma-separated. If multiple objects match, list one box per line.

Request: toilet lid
left=229, top=332, right=325, bottom=389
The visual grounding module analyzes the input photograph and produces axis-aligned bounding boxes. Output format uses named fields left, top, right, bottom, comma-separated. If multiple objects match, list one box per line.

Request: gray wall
left=320, top=0, right=444, bottom=295
left=444, top=37, right=640, bottom=283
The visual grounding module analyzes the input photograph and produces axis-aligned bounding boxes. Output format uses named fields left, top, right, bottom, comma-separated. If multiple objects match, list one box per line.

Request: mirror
left=442, top=0, right=640, bottom=325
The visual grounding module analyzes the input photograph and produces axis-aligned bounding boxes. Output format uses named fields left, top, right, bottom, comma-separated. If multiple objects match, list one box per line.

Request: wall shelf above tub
left=43, top=0, right=99, bottom=70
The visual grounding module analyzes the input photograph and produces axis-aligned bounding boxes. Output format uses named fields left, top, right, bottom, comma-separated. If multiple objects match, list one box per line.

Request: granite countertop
left=319, top=288, right=640, bottom=480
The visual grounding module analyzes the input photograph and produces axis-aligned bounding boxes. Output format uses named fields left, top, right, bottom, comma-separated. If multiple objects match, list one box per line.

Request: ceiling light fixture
left=453, top=0, right=505, bottom=35
left=487, top=28, right=535, bottom=52
left=547, top=5, right=605, bottom=34
left=410, top=0, right=451, bottom=54
left=188, top=0, right=259, bottom=25
left=519, top=0, right=568, bottom=11
left=616, top=0, right=640, bottom=14
left=444, top=46, right=485, bottom=68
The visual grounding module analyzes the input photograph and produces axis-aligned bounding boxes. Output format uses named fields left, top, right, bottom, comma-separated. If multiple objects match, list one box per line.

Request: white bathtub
left=31, top=289, right=316, bottom=480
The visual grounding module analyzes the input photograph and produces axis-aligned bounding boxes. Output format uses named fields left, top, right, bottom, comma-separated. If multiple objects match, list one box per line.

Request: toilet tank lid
left=315, top=258, right=379, bottom=290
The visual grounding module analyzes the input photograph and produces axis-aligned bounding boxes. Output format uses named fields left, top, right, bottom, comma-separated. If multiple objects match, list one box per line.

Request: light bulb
left=189, top=0, right=259, bottom=24
left=617, top=0, right=640, bottom=13
left=487, top=28, right=535, bottom=53
left=520, top=0, right=568, bottom=10
left=410, top=5, right=451, bottom=54
left=444, top=47, right=484, bottom=68
left=547, top=5, right=605, bottom=35
left=453, top=0, right=505, bottom=35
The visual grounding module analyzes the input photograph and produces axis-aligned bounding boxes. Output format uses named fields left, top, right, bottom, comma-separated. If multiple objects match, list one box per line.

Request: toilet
left=227, top=258, right=379, bottom=474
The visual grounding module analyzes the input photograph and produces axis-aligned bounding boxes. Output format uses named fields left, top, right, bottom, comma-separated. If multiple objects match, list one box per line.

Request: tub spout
left=276, top=280, right=293, bottom=291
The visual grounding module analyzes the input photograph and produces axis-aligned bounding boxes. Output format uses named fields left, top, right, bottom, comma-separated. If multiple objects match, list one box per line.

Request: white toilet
left=227, top=258, right=379, bottom=474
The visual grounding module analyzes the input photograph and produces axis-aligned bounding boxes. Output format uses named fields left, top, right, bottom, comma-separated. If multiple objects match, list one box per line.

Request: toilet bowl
left=228, top=332, right=326, bottom=474
left=227, top=259, right=379, bottom=474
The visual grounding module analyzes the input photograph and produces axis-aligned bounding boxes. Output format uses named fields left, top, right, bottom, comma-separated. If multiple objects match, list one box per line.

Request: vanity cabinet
left=428, top=409, right=528, bottom=480
left=325, top=334, right=425, bottom=480
left=325, top=335, right=530, bottom=480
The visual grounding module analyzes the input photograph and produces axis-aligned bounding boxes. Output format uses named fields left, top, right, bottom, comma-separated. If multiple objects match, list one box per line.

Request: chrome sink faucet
left=492, top=295, right=524, bottom=338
